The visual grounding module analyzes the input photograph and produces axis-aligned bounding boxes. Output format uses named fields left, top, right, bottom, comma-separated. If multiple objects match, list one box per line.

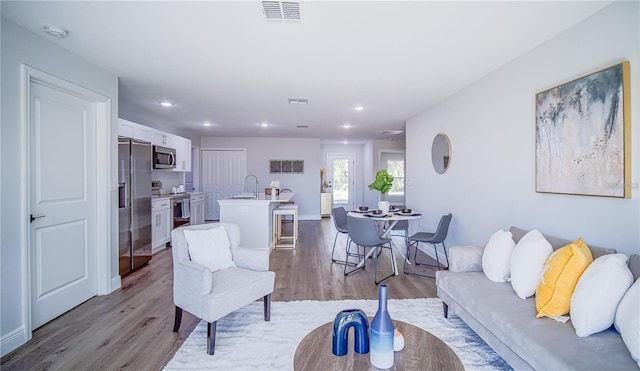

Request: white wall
left=1, top=18, right=119, bottom=355
left=406, top=1, right=640, bottom=256
left=200, top=137, right=321, bottom=219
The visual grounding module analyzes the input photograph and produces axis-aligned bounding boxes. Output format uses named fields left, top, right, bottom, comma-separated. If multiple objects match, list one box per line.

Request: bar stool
left=278, top=189, right=298, bottom=241
left=273, top=207, right=297, bottom=249
left=278, top=203, right=299, bottom=241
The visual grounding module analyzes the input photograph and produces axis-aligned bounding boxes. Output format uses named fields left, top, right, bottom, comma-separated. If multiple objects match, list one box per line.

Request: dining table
left=347, top=208, right=423, bottom=276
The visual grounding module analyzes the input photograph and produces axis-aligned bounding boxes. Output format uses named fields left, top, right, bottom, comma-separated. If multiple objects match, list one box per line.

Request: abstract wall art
left=535, top=62, right=631, bottom=198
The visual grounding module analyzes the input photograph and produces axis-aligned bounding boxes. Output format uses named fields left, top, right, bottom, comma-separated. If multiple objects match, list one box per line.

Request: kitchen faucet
left=244, top=174, right=259, bottom=198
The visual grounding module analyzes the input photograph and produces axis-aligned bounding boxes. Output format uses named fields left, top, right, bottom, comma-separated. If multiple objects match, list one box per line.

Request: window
left=387, top=159, right=404, bottom=196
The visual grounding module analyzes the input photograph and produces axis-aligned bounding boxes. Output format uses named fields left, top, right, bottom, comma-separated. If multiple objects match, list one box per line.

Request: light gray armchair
left=171, top=222, right=275, bottom=355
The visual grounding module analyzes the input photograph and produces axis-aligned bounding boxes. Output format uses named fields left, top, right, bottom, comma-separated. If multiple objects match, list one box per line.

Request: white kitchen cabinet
left=152, top=197, right=171, bottom=253
left=119, top=119, right=155, bottom=144
left=172, top=135, right=192, bottom=172
left=321, top=192, right=332, bottom=217
left=153, top=131, right=173, bottom=147
left=135, top=125, right=155, bottom=143
left=190, top=193, right=205, bottom=225
left=118, top=119, right=135, bottom=137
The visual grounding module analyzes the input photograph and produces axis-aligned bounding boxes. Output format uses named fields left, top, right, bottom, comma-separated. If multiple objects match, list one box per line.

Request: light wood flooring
left=1, top=219, right=440, bottom=370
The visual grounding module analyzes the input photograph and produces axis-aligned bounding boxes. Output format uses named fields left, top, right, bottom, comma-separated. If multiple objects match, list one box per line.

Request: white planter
left=378, top=201, right=390, bottom=214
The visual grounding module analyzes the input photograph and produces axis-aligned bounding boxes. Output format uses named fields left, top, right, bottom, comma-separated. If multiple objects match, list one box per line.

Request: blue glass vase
left=370, top=284, right=394, bottom=369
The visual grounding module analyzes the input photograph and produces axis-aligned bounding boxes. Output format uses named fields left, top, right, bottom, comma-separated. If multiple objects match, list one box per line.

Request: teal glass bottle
left=370, top=284, right=394, bottom=368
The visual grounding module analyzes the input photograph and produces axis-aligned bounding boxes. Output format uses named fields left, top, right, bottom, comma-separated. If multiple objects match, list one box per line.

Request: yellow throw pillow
left=535, top=238, right=593, bottom=318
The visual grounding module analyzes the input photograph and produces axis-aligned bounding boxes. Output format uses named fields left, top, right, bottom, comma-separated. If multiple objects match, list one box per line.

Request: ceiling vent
left=288, top=97, right=309, bottom=105
left=261, top=1, right=302, bottom=22
left=296, top=125, right=309, bottom=128
left=380, top=130, right=404, bottom=135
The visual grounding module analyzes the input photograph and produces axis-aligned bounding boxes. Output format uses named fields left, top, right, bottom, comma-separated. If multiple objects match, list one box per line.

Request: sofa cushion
left=510, top=229, right=553, bottom=299
left=437, top=270, right=638, bottom=370
left=482, top=230, right=516, bottom=282
left=628, top=254, right=640, bottom=281
left=571, top=254, right=634, bottom=337
left=184, top=226, right=237, bottom=272
left=509, top=226, right=616, bottom=259
left=536, top=238, right=593, bottom=318
left=615, top=279, right=640, bottom=368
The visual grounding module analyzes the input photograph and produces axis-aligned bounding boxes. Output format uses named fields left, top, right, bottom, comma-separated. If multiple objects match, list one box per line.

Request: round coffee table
left=293, top=319, right=464, bottom=370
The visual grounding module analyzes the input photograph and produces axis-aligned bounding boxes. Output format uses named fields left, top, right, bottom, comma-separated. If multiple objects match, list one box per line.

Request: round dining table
left=347, top=209, right=423, bottom=275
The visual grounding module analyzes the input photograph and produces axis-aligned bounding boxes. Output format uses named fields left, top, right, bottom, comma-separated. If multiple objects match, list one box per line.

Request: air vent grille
left=288, top=97, right=309, bottom=104
left=380, top=130, right=404, bottom=135
left=261, top=1, right=302, bottom=22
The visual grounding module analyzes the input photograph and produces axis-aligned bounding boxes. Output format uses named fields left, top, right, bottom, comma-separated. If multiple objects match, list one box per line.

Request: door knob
left=30, top=214, right=46, bottom=223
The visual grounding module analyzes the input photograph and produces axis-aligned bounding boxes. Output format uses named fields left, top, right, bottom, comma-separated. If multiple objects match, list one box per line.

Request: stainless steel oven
left=172, top=194, right=190, bottom=229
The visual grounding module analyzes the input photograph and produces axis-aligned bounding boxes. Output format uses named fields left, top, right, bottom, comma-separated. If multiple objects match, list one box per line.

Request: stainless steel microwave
left=153, top=145, right=176, bottom=169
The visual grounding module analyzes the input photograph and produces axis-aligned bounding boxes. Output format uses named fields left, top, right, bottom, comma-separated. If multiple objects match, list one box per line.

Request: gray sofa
left=436, top=226, right=639, bottom=370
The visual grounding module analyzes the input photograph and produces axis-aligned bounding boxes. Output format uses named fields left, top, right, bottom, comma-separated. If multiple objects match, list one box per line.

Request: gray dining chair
left=330, top=207, right=353, bottom=265
left=345, top=215, right=396, bottom=284
left=403, top=213, right=453, bottom=278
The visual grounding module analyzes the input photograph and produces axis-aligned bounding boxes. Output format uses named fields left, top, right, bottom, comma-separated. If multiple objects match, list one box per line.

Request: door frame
left=327, top=153, right=355, bottom=210
left=21, top=65, right=112, bottom=340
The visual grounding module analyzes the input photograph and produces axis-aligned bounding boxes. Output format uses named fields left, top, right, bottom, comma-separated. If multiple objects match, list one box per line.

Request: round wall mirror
left=431, top=134, right=451, bottom=174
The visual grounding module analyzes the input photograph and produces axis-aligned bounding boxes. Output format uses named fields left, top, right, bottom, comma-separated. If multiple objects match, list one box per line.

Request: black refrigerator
left=118, top=136, right=152, bottom=276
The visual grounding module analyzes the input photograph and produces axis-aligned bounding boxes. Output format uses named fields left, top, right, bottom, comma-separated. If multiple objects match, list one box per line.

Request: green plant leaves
left=368, top=169, right=394, bottom=196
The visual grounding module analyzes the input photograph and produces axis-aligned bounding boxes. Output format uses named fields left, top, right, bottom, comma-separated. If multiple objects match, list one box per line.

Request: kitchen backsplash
left=152, top=170, right=186, bottom=195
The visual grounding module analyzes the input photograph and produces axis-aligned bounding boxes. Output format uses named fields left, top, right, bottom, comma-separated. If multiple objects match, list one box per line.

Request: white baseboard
left=1, top=326, right=27, bottom=357
left=110, top=275, right=122, bottom=293
left=299, top=214, right=321, bottom=220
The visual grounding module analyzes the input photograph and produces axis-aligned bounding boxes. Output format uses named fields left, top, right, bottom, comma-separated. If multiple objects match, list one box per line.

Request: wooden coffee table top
left=293, top=319, right=464, bottom=370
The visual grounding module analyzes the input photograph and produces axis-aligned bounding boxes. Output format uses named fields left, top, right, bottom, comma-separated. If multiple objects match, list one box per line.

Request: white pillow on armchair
left=184, top=226, right=237, bottom=272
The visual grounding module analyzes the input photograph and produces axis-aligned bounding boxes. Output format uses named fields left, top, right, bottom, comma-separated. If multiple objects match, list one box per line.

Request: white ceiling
left=2, top=1, right=612, bottom=141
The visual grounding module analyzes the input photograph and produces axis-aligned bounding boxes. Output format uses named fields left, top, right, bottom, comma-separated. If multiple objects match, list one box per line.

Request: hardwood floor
left=1, top=219, right=439, bottom=370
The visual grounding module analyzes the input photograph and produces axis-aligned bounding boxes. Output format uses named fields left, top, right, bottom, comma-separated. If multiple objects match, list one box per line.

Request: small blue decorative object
left=370, top=284, right=394, bottom=368
left=332, top=309, right=369, bottom=356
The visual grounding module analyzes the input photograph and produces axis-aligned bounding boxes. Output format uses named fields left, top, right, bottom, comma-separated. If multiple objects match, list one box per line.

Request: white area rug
left=164, top=298, right=512, bottom=370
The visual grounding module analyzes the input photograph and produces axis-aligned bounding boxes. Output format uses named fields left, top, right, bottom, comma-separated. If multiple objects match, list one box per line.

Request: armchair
left=171, top=222, right=275, bottom=354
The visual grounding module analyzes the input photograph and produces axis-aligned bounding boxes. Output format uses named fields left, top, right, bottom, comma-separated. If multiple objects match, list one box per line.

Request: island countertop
left=218, top=192, right=293, bottom=204
left=217, top=192, right=294, bottom=250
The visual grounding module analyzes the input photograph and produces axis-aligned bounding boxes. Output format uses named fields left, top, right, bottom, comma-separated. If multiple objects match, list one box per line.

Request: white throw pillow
left=570, top=254, right=633, bottom=337
left=482, top=230, right=516, bottom=283
left=510, top=229, right=553, bottom=299
left=184, top=226, right=236, bottom=272
left=614, top=279, right=640, bottom=367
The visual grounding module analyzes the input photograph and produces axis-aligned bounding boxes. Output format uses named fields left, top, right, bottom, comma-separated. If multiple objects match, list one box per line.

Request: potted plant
left=368, top=169, right=394, bottom=213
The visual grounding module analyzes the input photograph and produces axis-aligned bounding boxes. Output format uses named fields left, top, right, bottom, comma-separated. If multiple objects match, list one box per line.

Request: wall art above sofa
left=535, top=61, right=631, bottom=198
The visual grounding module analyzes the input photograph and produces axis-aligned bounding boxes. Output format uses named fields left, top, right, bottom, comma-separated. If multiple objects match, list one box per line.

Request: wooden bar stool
left=273, top=207, right=297, bottom=249
left=278, top=203, right=299, bottom=241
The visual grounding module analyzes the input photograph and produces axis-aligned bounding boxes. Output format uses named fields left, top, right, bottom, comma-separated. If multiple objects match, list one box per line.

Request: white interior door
left=327, top=153, right=355, bottom=210
left=201, top=150, right=245, bottom=220
left=29, top=78, right=98, bottom=329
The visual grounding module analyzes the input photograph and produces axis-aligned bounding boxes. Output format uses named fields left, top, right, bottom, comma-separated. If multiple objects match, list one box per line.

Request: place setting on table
left=347, top=204, right=424, bottom=276
left=348, top=205, right=422, bottom=224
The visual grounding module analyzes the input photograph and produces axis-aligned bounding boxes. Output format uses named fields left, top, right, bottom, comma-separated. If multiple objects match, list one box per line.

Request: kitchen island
left=218, top=192, right=294, bottom=250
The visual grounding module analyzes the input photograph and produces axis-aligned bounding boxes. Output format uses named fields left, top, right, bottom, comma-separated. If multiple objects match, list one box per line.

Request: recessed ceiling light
left=353, top=105, right=364, bottom=111
left=343, top=140, right=349, bottom=144
left=43, top=25, right=69, bottom=38
left=203, top=122, right=212, bottom=127
left=160, top=101, right=174, bottom=107
left=260, top=122, right=270, bottom=127
left=343, top=123, right=351, bottom=129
